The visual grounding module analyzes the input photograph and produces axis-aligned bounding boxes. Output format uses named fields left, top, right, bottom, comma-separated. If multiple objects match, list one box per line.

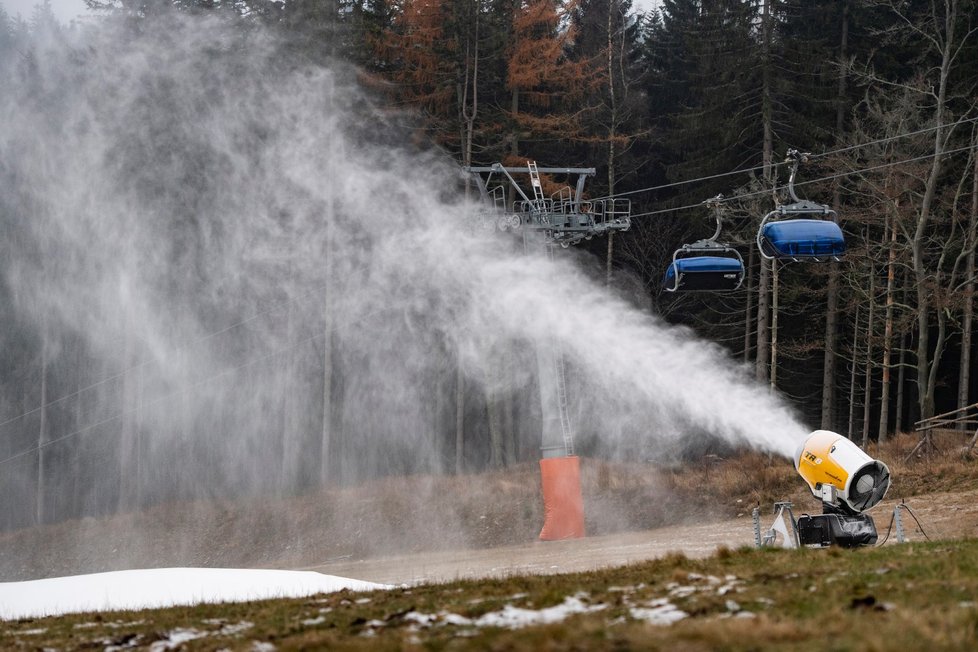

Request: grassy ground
left=4, top=538, right=978, bottom=650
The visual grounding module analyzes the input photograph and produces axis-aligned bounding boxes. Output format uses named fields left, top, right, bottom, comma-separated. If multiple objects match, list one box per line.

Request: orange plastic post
left=538, top=455, right=585, bottom=540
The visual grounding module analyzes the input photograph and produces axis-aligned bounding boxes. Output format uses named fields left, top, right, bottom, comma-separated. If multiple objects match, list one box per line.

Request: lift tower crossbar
left=465, top=162, right=631, bottom=248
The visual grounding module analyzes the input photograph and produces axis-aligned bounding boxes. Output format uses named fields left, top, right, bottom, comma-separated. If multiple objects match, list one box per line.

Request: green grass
left=5, top=539, right=978, bottom=650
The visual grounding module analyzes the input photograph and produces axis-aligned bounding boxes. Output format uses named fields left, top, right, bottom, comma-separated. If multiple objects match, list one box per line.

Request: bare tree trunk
left=321, top=74, right=338, bottom=488
left=958, top=145, right=977, bottom=425
left=821, top=0, right=849, bottom=431
left=281, top=266, right=299, bottom=494
left=896, top=318, right=908, bottom=434
left=879, top=211, right=898, bottom=442
left=605, top=2, right=618, bottom=287
left=848, top=305, right=860, bottom=440
left=771, top=260, right=779, bottom=390
left=455, top=352, right=465, bottom=474
left=119, top=324, right=141, bottom=515
left=744, top=244, right=755, bottom=363
left=321, top=251, right=334, bottom=486
left=456, top=13, right=480, bottom=472
left=35, top=329, right=48, bottom=526
left=912, top=0, right=958, bottom=421
left=756, top=0, right=773, bottom=384
left=486, top=361, right=504, bottom=468
left=862, top=265, right=876, bottom=448
left=822, top=270, right=841, bottom=429
left=756, top=261, right=770, bottom=383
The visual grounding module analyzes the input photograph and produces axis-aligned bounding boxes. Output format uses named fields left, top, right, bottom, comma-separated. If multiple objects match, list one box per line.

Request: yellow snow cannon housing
left=795, top=430, right=890, bottom=515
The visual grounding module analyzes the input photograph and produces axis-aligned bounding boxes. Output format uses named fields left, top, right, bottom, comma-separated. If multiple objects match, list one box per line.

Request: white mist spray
left=0, top=13, right=808, bottom=543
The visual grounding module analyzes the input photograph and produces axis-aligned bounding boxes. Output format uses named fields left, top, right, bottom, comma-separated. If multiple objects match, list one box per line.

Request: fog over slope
left=0, top=13, right=808, bottom=534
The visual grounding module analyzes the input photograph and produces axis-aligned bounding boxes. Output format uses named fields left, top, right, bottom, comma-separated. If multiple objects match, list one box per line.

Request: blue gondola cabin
left=759, top=219, right=845, bottom=260
left=663, top=256, right=745, bottom=292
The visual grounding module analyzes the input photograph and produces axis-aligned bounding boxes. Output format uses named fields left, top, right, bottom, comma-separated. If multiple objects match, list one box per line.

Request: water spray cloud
left=0, top=13, right=807, bottom=535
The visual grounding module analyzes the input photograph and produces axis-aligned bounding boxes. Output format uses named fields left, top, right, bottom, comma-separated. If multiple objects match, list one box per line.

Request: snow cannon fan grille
left=848, top=461, right=890, bottom=513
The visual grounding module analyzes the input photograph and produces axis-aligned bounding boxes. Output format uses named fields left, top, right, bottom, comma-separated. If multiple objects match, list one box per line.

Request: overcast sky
left=3, top=0, right=659, bottom=32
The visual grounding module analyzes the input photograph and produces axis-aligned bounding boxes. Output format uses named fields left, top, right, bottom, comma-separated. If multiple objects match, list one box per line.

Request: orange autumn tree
left=376, top=0, right=460, bottom=146
left=506, top=0, right=595, bottom=161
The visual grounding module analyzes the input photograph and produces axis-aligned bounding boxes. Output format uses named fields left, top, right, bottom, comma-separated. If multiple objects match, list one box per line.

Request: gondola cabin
left=759, top=218, right=845, bottom=260
left=756, top=149, right=847, bottom=262
left=663, top=255, right=745, bottom=292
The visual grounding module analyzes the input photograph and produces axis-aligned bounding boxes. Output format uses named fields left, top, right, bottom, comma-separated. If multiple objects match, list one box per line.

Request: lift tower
left=465, top=161, right=632, bottom=539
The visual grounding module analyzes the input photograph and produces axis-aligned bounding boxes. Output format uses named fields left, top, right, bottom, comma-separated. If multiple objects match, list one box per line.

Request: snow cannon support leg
left=538, top=456, right=585, bottom=540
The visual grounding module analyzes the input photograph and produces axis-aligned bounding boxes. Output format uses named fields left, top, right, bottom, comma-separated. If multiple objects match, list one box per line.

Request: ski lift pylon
left=756, top=150, right=846, bottom=261
left=662, top=195, right=746, bottom=292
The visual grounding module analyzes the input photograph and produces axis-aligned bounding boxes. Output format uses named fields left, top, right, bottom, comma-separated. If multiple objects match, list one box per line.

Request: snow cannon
left=793, top=430, right=890, bottom=547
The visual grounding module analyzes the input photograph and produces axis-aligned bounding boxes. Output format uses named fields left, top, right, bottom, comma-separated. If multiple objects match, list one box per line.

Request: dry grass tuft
left=871, top=431, right=978, bottom=496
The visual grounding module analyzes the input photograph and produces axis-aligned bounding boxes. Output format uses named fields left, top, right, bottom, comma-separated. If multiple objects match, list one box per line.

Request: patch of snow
left=441, top=612, right=475, bottom=627
left=18, top=628, right=48, bottom=635
left=666, top=583, right=697, bottom=598
left=382, top=594, right=605, bottom=632
left=473, top=593, right=606, bottom=629
left=218, top=621, right=254, bottom=636
left=251, top=642, right=277, bottom=651
left=104, top=633, right=143, bottom=652
left=404, top=612, right=441, bottom=628
left=301, top=616, right=327, bottom=626
left=629, top=598, right=688, bottom=625
left=149, top=627, right=205, bottom=651
left=0, top=568, right=391, bottom=620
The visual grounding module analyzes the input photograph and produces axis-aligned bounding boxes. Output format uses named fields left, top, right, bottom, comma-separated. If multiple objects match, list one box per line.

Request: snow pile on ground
left=0, top=568, right=390, bottom=620
left=472, top=594, right=607, bottom=629
left=364, top=592, right=608, bottom=635
left=629, top=598, right=689, bottom=625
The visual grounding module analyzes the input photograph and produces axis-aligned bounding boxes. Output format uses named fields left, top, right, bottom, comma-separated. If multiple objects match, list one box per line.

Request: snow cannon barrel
left=794, top=430, right=890, bottom=515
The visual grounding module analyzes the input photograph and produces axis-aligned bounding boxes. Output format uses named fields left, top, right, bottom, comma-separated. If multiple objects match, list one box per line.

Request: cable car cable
left=809, top=114, right=978, bottom=162
left=627, top=142, right=977, bottom=219
left=592, top=115, right=978, bottom=204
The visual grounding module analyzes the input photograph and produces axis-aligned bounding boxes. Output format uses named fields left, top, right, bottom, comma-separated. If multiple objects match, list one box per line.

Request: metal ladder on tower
left=527, top=160, right=546, bottom=206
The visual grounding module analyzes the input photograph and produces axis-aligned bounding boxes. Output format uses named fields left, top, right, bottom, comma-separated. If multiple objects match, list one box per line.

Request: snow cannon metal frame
left=793, top=430, right=891, bottom=548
